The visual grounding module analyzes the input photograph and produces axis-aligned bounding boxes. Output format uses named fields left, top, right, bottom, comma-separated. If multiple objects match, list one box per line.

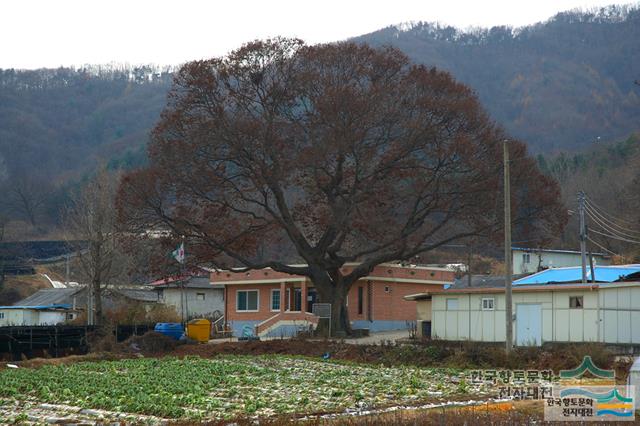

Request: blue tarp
left=0, top=304, right=72, bottom=310
left=514, top=266, right=640, bottom=285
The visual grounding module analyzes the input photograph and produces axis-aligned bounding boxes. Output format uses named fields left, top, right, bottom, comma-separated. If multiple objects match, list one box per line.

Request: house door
left=516, top=304, right=542, bottom=346
left=307, top=289, right=317, bottom=313
left=293, top=288, right=302, bottom=311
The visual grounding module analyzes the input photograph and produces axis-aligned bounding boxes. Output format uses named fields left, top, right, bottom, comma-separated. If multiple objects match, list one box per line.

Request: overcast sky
left=0, top=0, right=624, bottom=69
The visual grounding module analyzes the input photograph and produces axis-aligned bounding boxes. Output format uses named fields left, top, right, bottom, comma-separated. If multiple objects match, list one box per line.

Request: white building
left=0, top=305, right=76, bottom=326
left=512, top=247, right=611, bottom=275
left=147, top=275, right=224, bottom=321
left=407, top=265, right=640, bottom=346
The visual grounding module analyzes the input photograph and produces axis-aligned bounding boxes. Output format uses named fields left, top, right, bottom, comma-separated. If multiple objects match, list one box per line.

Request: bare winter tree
left=118, top=39, right=566, bottom=334
left=65, top=167, right=123, bottom=325
left=7, top=174, right=50, bottom=228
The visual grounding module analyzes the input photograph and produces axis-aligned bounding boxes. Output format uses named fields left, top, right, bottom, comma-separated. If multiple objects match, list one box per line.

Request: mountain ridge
left=352, top=3, right=640, bottom=152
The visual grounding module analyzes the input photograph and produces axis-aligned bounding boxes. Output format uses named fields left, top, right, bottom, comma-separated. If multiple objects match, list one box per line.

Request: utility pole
left=504, top=140, right=513, bottom=353
left=467, top=245, right=472, bottom=287
left=579, top=192, right=587, bottom=284
left=65, top=253, right=70, bottom=287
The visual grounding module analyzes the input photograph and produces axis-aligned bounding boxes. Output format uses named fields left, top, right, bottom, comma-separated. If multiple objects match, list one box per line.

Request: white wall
left=513, top=250, right=610, bottom=275
left=37, top=311, right=68, bottom=325
left=0, top=309, right=26, bottom=326
left=0, top=309, right=68, bottom=326
left=161, top=288, right=224, bottom=319
left=598, top=285, right=640, bottom=344
left=431, top=289, right=601, bottom=344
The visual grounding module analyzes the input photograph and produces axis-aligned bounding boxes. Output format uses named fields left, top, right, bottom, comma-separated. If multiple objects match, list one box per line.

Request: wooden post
left=280, top=282, right=286, bottom=313
left=301, top=280, right=308, bottom=313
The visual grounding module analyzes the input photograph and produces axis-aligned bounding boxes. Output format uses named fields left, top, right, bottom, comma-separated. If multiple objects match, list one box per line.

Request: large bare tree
left=65, top=167, right=122, bottom=325
left=6, top=174, right=51, bottom=229
left=118, top=39, right=566, bottom=334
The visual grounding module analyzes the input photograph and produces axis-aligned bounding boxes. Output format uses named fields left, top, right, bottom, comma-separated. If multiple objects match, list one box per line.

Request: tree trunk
left=92, top=278, right=103, bottom=326
left=312, top=273, right=352, bottom=337
left=329, top=292, right=352, bottom=337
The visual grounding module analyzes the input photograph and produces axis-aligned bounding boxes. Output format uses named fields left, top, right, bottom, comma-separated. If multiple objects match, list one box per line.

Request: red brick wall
left=225, top=284, right=282, bottom=322
left=220, top=265, right=455, bottom=323
left=346, top=281, right=445, bottom=322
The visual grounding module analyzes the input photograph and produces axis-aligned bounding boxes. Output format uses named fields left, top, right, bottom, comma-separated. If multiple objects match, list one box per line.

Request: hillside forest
left=0, top=5, right=638, bottom=261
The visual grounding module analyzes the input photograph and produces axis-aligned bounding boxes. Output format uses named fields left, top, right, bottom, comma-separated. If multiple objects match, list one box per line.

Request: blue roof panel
left=0, top=304, right=72, bottom=310
left=514, top=266, right=640, bottom=285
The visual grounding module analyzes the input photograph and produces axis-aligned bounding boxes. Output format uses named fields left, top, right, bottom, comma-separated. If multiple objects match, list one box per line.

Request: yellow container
left=186, top=318, right=211, bottom=343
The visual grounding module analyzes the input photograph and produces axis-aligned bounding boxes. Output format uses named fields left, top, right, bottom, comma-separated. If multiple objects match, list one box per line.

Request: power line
left=589, top=228, right=640, bottom=245
left=584, top=195, right=640, bottom=227
left=585, top=208, right=640, bottom=240
left=584, top=199, right=640, bottom=236
left=587, top=236, right=622, bottom=257
left=584, top=205, right=640, bottom=238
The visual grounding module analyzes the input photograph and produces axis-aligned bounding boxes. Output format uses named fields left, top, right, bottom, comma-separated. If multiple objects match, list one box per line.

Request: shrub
left=123, top=331, right=179, bottom=354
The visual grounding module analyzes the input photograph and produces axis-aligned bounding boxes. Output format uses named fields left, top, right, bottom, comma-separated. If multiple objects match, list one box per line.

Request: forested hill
left=0, top=66, right=172, bottom=183
left=0, top=5, right=638, bottom=187
left=353, top=4, right=640, bottom=152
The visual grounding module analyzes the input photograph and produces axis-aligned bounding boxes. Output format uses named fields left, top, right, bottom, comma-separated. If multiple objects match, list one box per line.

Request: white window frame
left=271, top=289, right=281, bottom=312
left=196, top=292, right=205, bottom=301
left=236, top=289, right=260, bottom=312
left=481, top=298, right=495, bottom=311
left=0, top=312, right=4, bottom=319
left=446, top=298, right=459, bottom=311
left=523, top=253, right=531, bottom=264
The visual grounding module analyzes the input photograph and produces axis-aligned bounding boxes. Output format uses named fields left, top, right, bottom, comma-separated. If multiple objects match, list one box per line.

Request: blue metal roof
left=514, top=265, right=640, bottom=285
left=0, top=304, right=72, bottom=310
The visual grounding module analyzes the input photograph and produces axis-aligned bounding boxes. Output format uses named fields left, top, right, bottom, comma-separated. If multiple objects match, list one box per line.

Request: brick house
left=212, top=263, right=455, bottom=337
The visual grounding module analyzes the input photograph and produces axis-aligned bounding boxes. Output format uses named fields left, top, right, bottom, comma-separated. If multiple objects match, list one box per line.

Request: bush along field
left=0, top=355, right=493, bottom=421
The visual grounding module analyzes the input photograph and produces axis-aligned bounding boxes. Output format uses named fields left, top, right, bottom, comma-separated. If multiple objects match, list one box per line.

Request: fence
left=0, top=324, right=153, bottom=360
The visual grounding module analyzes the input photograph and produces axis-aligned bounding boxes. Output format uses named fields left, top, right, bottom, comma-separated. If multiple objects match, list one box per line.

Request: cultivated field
left=0, top=355, right=492, bottom=422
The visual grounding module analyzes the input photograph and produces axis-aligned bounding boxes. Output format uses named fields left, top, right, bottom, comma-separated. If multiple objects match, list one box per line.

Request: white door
left=516, top=304, right=542, bottom=346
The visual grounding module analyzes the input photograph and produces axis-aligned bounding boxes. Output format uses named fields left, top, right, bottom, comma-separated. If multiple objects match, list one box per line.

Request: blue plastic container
left=154, top=323, right=184, bottom=340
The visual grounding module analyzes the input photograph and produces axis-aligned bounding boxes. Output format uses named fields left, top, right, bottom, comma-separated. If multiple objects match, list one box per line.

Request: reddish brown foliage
left=117, top=39, right=566, bottom=333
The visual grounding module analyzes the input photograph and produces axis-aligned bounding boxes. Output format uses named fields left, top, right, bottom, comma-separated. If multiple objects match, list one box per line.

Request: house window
left=357, top=286, right=364, bottom=315
left=271, top=289, right=281, bottom=311
left=523, top=253, right=531, bottom=264
left=0, top=313, right=4, bottom=319
left=570, top=296, right=583, bottom=309
left=236, top=290, right=259, bottom=312
left=196, top=293, right=205, bottom=301
left=446, top=298, right=459, bottom=310
left=285, top=288, right=290, bottom=310
left=384, top=286, right=391, bottom=293
left=66, top=313, right=75, bottom=320
left=482, top=298, right=495, bottom=311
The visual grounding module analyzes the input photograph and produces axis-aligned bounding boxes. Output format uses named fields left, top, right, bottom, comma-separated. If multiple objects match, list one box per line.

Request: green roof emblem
left=560, top=356, right=615, bottom=379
